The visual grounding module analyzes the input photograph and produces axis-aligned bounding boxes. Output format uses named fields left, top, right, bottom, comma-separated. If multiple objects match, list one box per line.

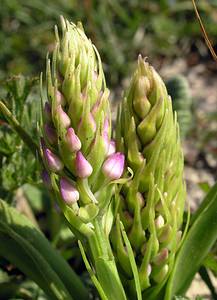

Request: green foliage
left=166, top=75, right=192, bottom=139
left=165, top=183, right=217, bottom=299
left=1, top=0, right=217, bottom=87
left=0, top=199, right=88, bottom=300
left=0, top=75, right=40, bottom=200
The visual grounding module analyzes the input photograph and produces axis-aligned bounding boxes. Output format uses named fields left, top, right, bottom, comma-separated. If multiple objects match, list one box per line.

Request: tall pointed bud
left=75, top=151, right=93, bottom=178
left=65, top=128, right=81, bottom=152
left=114, top=56, right=186, bottom=292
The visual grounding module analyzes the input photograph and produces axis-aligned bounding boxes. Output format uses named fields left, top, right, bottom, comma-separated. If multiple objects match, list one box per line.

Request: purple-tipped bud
left=44, top=102, right=52, bottom=121
left=44, top=148, right=63, bottom=172
left=102, top=152, right=125, bottom=180
left=75, top=151, right=93, bottom=178
left=41, top=170, right=51, bottom=189
left=107, top=140, right=116, bottom=156
left=56, top=105, right=71, bottom=128
left=56, top=90, right=66, bottom=105
left=65, top=128, right=81, bottom=152
left=60, top=177, right=79, bottom=205
left=44, top=123, right=57, bottom=144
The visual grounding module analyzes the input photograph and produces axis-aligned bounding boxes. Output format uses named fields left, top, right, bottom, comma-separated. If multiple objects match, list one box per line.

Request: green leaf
left=165, top=182, right=217, bottom=299
left=78, top=240, right=108, bottom=300
left=203, top=253, right=217, bottom=274
left=0, top=199, right=88, bottom=300
left=120, top=221, right=142, bottom=300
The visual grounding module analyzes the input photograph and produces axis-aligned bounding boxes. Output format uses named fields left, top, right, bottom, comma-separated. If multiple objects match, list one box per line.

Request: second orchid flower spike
left=115, top=56, right=186, bottom=294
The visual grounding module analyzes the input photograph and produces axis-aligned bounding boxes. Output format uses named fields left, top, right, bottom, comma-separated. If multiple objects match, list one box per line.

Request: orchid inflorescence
left=39, top=17, right=186, bottom=300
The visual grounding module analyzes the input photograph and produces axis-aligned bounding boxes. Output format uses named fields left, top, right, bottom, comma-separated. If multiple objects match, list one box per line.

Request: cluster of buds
left=113, top=56, right=186, bottom=292
left=39, top=17, right=186, bottom=299
left=40, top=17, right=125, bottom=236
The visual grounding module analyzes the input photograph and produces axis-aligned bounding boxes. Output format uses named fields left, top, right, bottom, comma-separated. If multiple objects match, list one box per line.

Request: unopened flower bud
left=102, top=152, right=125, bottom=180
left=65, top=128, right=81, bottom=152
left=155, top=215, right=165, bottom=229
left=75, top=151, right=93, bottom=178
left=60, top=177, right=79, bottom=205
left=108, top=140, right=116, bottom=156
left=153, top=248, right=169, bottom=266
left=44, top=148, right=63, bottom=172
left=56, top=105, right=71, bottom=128
left=44, top=123, right=57, bottom=144
left=56, top=90, right=66, bottom=105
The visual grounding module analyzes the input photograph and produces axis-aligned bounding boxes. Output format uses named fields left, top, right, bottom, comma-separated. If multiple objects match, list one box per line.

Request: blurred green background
left=1, top=0, right=217, bottom=87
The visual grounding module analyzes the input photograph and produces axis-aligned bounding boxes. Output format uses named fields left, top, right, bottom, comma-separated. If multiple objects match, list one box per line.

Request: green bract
left=115, top=56, right=186, bottom=292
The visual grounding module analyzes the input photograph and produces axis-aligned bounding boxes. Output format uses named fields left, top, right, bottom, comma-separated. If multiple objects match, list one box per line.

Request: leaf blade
left=165, top=183, right=217, bottom=298
left=0, top=199, right=88, bottom=300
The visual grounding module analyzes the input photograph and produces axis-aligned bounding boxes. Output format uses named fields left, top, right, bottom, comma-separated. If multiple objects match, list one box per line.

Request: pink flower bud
left=44, top=102, right=52, bottom=121
left=41, top=170, right=51, bottom=189
left=44, top=148, right=63, bottom=172
left=65, top=128, right=81, bottom=152
left=155, top=215, right=165, bottom=229
left=75, top=151, right=93, bottom=178
left=44, top=123, right=57, bottom=144
left=60, top=177, right=79, bottom=205
left=56, top=90, right=66, bottom=105
left=102, top=152, right=125, bottom=180
left=56, top=105, right=71, bottom=128
left=107, top=140, right=116, bottom=156
left=153, top=248, right=169, bottom=266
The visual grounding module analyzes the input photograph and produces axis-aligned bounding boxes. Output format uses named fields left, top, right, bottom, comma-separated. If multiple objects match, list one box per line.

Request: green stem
left=87, top=216, right=127, bottom=300
left=0, top=100, right=39, bottom=156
